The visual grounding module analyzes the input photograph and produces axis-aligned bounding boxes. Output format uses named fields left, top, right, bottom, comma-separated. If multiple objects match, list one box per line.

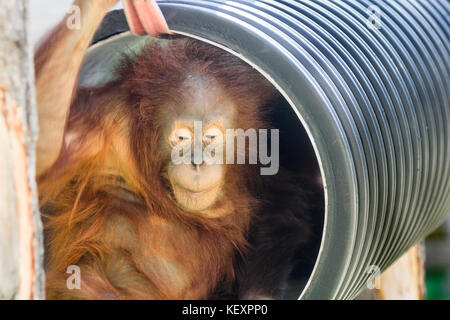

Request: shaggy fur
left=38, top=37, right=313, bottom=300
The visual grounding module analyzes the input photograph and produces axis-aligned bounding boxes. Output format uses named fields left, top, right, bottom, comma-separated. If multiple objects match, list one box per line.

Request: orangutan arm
left=34, top=0, right=119, bottom=176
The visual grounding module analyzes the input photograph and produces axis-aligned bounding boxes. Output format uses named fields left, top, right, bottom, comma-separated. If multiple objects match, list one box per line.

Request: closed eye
left=204, top=127, right=223, bottom=143
left=170, top=127, right=192, bottom=145
left=203, top=127, right=223, bottom=143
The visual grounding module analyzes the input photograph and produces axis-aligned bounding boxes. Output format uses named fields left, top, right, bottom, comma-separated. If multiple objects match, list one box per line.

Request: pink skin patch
left=123, top=0, right=171, bottom=36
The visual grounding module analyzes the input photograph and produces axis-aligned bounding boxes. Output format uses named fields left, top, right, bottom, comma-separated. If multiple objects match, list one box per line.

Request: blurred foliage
left=425, top=220, right=450, bottom=300
left=426, top=268, right=450, bottom=300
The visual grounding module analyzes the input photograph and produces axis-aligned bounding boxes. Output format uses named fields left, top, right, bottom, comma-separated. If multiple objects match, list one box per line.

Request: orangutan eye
left=170, top=128, right=192, bottom=145
left=204, top=127, right=222, bottom=143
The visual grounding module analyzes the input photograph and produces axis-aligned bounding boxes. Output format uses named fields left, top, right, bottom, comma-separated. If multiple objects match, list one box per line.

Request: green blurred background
left=425, top=219, right=450, bottom=300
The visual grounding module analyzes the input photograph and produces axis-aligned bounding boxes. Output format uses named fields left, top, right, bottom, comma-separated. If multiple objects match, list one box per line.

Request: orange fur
left=38, top=38, right=277, bottom=299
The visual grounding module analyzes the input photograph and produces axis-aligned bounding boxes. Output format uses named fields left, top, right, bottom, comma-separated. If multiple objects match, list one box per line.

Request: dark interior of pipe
left=267, top=94, right=324, bottom=299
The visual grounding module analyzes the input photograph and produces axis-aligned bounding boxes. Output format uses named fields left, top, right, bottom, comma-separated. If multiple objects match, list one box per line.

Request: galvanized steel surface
left=82, top=0, right=450, bottom=299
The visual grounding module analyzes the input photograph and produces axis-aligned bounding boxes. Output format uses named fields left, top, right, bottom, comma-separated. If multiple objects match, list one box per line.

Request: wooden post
left=0, top=0, right=44, bottom=300
left=377, top=244, right=426, bottom=299
left=358, top=243, right=426, bottom=300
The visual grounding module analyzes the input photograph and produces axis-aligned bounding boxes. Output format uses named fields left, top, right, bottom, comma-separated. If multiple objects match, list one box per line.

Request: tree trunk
left=0, top=0, right=44, bottom=300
